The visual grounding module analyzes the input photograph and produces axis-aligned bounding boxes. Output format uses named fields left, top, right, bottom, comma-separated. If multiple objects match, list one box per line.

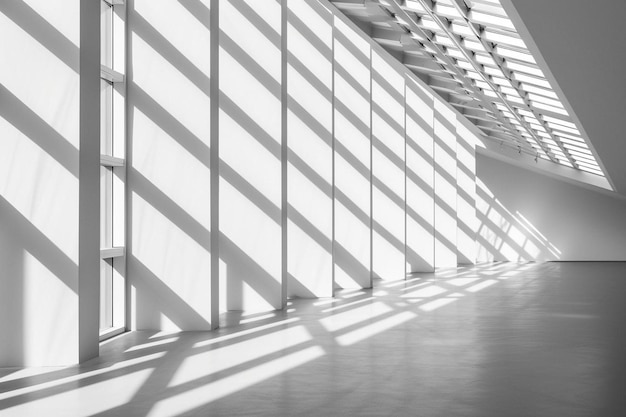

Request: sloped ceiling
left=330, top=0, right=624, bottom=195
left=501, top=0, right=626, bottom=196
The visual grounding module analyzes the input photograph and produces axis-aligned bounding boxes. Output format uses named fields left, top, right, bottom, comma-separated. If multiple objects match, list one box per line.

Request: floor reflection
left=1, top=262, right=624, bottom=417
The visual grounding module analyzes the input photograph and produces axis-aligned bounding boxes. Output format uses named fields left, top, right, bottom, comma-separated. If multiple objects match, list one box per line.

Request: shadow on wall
left=128, top=0, right=292, bottom=328
left=0, top=0, right=81, bottom=366
left=475, top=177, right=561, bottom=262
left=371, top=50, right=406, bottom=281
left=332, top=16, right=372, bottom=290
left=218, top=0, right=283, bottom=311
left=286, top=0, right=334, bottom=299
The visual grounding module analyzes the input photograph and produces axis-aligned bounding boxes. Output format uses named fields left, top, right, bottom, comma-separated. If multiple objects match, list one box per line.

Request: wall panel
left=287, top=0, right=333, bottom=298
left=333, top=16, right=372, bottom=289
left=219, top=0, right=283, bottom=311
left=405, top=78, right=435, bottom=273
left=371, top=51, right=406, bottom=280
left=433, top=100, right=458, bottom=267
left=128, top=0, right=213, bottom=329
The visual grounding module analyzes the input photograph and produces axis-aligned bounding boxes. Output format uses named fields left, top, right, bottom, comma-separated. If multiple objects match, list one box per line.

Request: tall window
left=100, top=0, right=126, bottom=340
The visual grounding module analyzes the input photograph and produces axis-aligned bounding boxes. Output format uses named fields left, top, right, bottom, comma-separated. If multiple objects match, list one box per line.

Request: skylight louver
left=331, top=0, right=604, bottom=177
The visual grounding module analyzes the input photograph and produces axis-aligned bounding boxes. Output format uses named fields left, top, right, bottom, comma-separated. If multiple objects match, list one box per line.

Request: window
left=99, top=0, right=126, bottom=340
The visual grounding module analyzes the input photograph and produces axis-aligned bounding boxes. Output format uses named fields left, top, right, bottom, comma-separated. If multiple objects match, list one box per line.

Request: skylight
left=331, top=0, right=604, bottom=177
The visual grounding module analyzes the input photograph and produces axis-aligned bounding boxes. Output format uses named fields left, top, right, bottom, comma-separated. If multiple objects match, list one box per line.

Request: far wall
left=476, top=153, right=626, bottom=261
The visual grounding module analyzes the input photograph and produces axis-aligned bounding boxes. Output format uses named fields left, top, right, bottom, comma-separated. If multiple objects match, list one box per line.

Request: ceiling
left=329, top=0, right=621, bottom=192
left=500, top=0, right=626, bottom=196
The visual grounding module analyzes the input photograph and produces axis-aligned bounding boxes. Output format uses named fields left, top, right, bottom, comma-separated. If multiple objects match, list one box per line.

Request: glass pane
left=100, top=166, right=113, bottom=248
left=112, top=83, right=125, bottom=159
left=100, top=258, right=113, bottom=331
left=100, top=79, right=113, bottom=155
left=101, top=1, right=113, bottom=68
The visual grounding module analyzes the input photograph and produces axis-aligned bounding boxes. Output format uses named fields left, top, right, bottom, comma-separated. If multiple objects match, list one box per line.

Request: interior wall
left=371, top=50, right=406, bottom=281
left=476, top=153, right=626, bottom=261
left=218, top=0, right=283, bottom=311
left=433, top=100, right=458, bottom=267
left=332, top=16, right=372, bottom=290
left=405, top=78, right=435, bottom=273
left=0, top=0, right=82, bottom=366
left=127, top=0, right=213, bottom=330
left=287, top=0, right=334, bottom=298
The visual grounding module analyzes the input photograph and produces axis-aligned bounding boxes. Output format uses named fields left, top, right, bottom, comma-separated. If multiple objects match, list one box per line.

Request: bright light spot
left=419, top=297, right=456, bottom=312
left=125, top=336, right=179, bottom=352
left=149, top=331, right=181, bottom=339
left=401, top=281, right=435, bottom=292
left=2, top=368, right=153, bottom=417
left=320, top=302, right=392, bottom=332
left=466, top=279, right=498, bottom=293
left=171, top=325, right=313, bottom=387
left=340, top=290, right=366, bottom=299
left=313, top=298, right=337, bottom=306
left=402, top=285, right=447, bottom=298
left=446, top=277, right=480, bottom=286
left=336, top=311, right=417, bottom=346
left=240, top=313, right=276, bottom=324
left=0, top=352, right=164, bottom=402
left=321, top=296, right=375, bottom=313
left=149, top=346, right=324, bottom=417
left=193, top=317, right=300, bottom=348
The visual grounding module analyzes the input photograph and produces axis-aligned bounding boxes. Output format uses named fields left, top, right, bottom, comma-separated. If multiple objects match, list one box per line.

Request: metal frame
left=330, top=0, right=604, bottom=176
left=99, top=0, right=127, bottom=340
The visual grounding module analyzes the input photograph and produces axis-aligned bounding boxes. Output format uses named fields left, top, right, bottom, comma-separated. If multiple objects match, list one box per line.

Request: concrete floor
left=1, top=262, right=625, bottom=416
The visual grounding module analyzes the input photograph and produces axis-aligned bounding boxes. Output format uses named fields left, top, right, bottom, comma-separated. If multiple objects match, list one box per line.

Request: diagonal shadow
left=0, top=85, right=78, bottom=178
left=0, top=196, right=77, bottom=293
left=0, top=1, right=79, bottom=72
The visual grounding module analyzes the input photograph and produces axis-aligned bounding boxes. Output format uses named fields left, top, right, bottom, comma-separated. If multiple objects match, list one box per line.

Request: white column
left=219, top=0, right=283, bottom=311
left=456, top=121, right=477, bottom=265
left=0, top=0, right=82, bottom=365
left=371, top=50, right=406, bottom=281
left=127, top=0, right=213, bottom=329
left=405, top=77, right=435, bottom=273
left=433, top=100, right=458, bottom=267
left=333, top=16, right=371, bottom=289
left=287, top=0, right=334, bottom=298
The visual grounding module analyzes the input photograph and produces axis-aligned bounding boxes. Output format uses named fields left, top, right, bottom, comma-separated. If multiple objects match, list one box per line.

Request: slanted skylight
left=332, top=0, right=605, bottom=177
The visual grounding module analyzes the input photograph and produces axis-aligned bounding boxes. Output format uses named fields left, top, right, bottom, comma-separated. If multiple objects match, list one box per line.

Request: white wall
left=219, top=0, right=283, bottom=311
left=287, top=0, right=334, bottom=298
left=333, top=16, right=372, bottom=289
left=371, top=50, right=406, bottom=281
left=127, top=0, right=213, bottom=330
left=433, top=100, right=458, bottom=267
left=456, top=122, right=477, bottom=265
left=405, top=78, right=435, bottom=273
left=0, top=0, right=101, bottom=366
left=476, top=153, right=626, bottom=261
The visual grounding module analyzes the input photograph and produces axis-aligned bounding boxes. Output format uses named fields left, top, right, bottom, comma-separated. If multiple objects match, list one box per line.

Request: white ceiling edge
left=498, top=0, right=623, bottom=195
left=475, top=143, right=626, bottom=202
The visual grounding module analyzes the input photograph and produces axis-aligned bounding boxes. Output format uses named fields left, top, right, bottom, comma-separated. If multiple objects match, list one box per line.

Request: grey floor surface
left=1, top=262, right=625, bottom=416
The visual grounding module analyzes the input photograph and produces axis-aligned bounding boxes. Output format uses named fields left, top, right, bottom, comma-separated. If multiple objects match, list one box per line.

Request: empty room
left=1, top=0, right=626, bottom=416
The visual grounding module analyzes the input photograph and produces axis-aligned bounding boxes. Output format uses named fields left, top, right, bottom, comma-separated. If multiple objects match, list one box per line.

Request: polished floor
left=1, top=262, right=625, bottom=416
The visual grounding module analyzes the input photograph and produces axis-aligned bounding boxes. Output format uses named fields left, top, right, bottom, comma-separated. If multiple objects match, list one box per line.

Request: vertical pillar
left=371, top=50, right=406, bottom=281
left=333, top=16, right=371, bottom=289
left=433, top=100, right=458, bottom=267
left=456, top=121, right=477, bottom=265
left=219, top=0, right=283, bottom=311
left=127, top=0, right=212, bottom=330
left=287, top=0, right=334, bottom=298
left=79, top=0, right=101, bottom=362
left=405, top=77, right=435, bottom=273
